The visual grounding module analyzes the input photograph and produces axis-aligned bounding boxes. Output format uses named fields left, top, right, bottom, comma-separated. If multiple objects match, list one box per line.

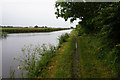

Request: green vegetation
left=58, top=33, right=69, bottom=48
left=70, top=26, right=74, bottom=29
left=78, top=35, right=117, bottom=78
left=0, top=32, right=7, bottom=38
left=34, top=25, right=39, bottom=28
left=10, top=2, right=120, bottom=78
left=49, top=31, right=76, bottom=78
left=13, top=33, right=70, bottom=78
left=54, top=2, right=120, bottom=78
left=45, top=30, right=117, bottom=78
left=1, top=27, right=69, bottom=33
left=14, top=44, right=57, bottom=78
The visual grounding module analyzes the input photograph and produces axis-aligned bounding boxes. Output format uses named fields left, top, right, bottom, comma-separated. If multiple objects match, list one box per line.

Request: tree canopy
left=55, top=2, right=120, bottom=43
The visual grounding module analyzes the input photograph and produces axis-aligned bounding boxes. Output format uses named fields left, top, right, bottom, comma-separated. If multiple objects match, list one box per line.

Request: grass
left=45, top=30, right=76, bottom=78
left=45, top=30, right=118, bottom=78
left=1, top=28, right=69, bottom=33
left=78, top=35, right=117, bottom=78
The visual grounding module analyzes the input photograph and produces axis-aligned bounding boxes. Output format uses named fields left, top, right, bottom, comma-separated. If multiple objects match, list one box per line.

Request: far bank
left=1, top=27, right=70, bottom=33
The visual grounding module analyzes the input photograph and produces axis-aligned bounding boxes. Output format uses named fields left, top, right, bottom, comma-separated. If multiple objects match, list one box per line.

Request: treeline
left=1, top=28, right=70, bottom=33
left=1, top=25, right=47, bottom=28
left=55, top=2, right=120, bottom=77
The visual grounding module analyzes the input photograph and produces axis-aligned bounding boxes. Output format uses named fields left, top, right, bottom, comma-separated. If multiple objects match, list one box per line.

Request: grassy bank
left=44, top=30, right=76, bottom=78
left=78, top=35, right=117, bottom=78
left=1, top=28, right=69, bottom=33
left=45, top=30, right=118, bottom=78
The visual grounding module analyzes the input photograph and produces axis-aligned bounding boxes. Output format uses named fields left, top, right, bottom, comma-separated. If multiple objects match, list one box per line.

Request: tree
left=55, top=2, right=114, bottom=22
left=55, top=2, right=120, bottom=76
left=55, top=2, right=117, bottom=33
left=45, top=26, right=47, bottom=28
left=34, top=25, right=38, bottom=28
left=70, top=26, right=74, bottom=29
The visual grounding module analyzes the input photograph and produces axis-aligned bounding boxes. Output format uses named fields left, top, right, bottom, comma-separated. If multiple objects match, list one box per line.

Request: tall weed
left=14, top=44, right=57, bottom=78
left=58, top=33, right=69, bottom=48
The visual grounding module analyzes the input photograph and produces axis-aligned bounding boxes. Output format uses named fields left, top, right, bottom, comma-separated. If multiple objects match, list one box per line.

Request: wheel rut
left=72, top=33, right=81, bottom=78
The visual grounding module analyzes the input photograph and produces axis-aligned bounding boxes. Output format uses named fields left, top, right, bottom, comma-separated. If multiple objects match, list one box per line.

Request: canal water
left=1, top=29, right=72, bottom=78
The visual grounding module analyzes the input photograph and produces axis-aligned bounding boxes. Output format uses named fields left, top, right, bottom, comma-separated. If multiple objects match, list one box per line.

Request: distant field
left=1, top=28, right=70, bottom=33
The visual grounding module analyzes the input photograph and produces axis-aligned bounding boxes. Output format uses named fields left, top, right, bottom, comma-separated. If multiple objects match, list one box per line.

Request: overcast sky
left=0, top=0, right=79, bottom=28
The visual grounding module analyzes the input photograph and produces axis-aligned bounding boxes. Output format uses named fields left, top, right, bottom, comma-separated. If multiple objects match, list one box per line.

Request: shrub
left=14, top=44, right=57, bottom=78
left=58, top=33, right=69, bottom=48
left=0, top=32, right=7, bottom=39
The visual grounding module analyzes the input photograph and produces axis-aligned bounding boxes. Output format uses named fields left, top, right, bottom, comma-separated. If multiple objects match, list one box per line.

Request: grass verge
left=45, top=30, right=76, bottom=78
left=78, top=35, right=117, bottom=78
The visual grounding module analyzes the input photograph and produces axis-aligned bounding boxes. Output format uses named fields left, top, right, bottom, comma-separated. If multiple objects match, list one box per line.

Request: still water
left=1, top=29, right=72, bottom=78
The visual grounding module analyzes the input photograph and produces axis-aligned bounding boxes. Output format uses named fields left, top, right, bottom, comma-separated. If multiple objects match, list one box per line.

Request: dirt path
left=72, top=34, right=81, bottom=78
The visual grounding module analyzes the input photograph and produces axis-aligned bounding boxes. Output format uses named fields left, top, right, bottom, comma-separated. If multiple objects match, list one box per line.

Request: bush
left=0, top=32, right=7, bottom=39
left=14, top=44, right=57, bottom=78
left=58, top=33, right=69, bottom=48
